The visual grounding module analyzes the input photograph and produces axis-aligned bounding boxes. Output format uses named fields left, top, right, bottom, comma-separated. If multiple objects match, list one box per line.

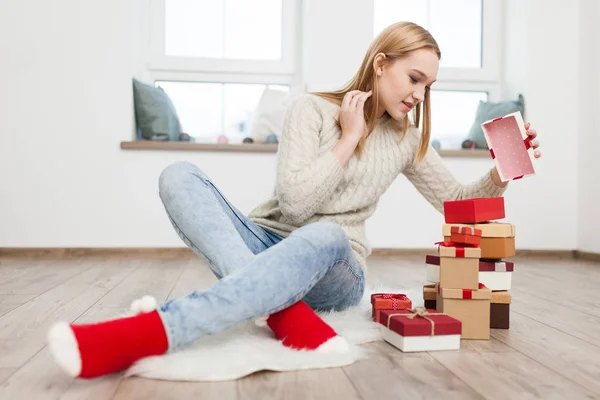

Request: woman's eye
left=410, top=76, right=419, bottom=84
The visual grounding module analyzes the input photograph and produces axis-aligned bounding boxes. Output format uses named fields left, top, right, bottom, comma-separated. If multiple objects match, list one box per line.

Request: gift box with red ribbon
left=425, top=254, right=479, bottom=290
left=435, top=241, right=481, bottom=258
left=378, top=307, right=462, bottom=352
left=450, top=225, right=482, bottom=246
left=428, top=254, right=515, bottom=291
left=436, top=283, right=492, bottom=339
left=443, top=197, right=505, bottom=224
left=443, top=223, right=515, bottom=259
left=370, top=293, right=412, bottom=323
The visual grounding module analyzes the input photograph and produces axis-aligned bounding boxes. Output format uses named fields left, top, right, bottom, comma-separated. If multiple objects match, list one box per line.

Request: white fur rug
left=125, top=286, right=423, bottom=381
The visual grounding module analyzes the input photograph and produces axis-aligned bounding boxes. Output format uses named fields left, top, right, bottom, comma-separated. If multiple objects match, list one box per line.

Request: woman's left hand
left=525, top=122, right=542, bottom=158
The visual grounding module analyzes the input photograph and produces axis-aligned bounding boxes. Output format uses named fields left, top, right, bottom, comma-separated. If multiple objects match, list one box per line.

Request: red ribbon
left=434, top=241, right=479, bottom=257
left=461, top=283, right=487, bottom=299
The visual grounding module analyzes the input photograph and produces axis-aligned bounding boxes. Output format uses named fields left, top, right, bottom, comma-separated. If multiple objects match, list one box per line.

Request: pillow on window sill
left=466, top=94, right=525, bottom=149
left=249, top=88, right=295, bottom=143
left=132, top=78, right=184, bottom=141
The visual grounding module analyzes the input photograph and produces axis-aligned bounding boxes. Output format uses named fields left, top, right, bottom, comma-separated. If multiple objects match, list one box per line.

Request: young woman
left=47, top=21, right=541, bottom=379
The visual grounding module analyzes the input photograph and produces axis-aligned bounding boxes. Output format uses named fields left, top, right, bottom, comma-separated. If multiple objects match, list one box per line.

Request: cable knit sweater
left=248, top=93, right=507, bottom=270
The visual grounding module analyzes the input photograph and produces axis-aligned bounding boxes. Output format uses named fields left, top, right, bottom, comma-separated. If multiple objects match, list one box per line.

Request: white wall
left=577, top=0, right=600, bottom=253
left=0, top=0, right=590, bottom=251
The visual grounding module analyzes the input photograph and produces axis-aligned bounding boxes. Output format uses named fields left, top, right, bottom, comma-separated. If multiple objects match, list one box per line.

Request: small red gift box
left=443, top=197, right=505, bottom=224
left=379, top=308, right=462, bottom=352
left=371, top=293, right=412, bottom=323
left=450, top=226, right=482, bottom=237
left=450, top=226, right=482, bottom=246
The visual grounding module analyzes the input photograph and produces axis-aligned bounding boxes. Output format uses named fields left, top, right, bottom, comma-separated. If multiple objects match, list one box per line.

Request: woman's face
left=375, top=48, right=439, bottom=120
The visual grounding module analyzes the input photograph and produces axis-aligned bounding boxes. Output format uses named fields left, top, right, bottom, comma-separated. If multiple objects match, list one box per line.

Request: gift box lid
left=370, top=293, right=411, bottom=309
left=491, top=291, right=512, bottom=304
left=450, top=226, right=482, bottom=237
left=443, top=197, right=505, bottom=224
left=443, top=222, right=515, bottom=238
left=482, top=111, right=536, bottom=182
left=436, top=243, right=481, bottom=259
left=426, top=254, right=441, bottom=265
left=437, top=283, right=492, bottom=300
left=479, top=260, right=514, bottom=272
left=380, top=308, right=461, bottom=337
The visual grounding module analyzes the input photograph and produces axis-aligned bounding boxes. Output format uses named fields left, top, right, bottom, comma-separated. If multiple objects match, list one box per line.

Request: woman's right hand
left=339, top=90, right=372, bottom=143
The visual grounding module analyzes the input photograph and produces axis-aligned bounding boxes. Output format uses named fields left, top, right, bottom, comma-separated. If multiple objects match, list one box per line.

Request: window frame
left=373, top=0, right=504, bottom=146
left=144, top=0, right=301, bottom=84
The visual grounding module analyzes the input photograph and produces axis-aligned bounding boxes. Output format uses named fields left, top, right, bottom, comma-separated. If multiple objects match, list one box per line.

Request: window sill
left=120, top=141, right=491, bottom=158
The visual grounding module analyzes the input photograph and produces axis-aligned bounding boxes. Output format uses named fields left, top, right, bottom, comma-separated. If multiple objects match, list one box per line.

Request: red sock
left=265, top=301, right=349, bottom=352
left=47, top=310, right=169, bottom=379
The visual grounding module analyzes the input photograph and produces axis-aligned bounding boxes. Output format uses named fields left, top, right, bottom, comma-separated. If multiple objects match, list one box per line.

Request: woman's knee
left=158, top=161, right=206, bottom=197
left=292, top=221, right=350, bottom=257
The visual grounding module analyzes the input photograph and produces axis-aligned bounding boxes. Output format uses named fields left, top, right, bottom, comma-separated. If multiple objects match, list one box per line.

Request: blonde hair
left=313, top=22, right=441, bottom=163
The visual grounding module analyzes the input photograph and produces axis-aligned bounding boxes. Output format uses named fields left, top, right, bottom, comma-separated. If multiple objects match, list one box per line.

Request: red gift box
left=371, top=293, right=412, bottom=323
left=450, top=226, right=482, bottom=236
left=380, top=308, right=462, bottom=336
left=444, top=197, right=505, bottom=224
left=449, top=226, right=482, bottom=246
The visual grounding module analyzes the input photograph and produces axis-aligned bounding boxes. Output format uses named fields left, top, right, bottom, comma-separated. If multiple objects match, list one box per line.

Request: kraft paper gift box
left=443, top=223, right=516, bottom=259
left=449, top=226, right=482, bottom=246
left=423, top=284, right=437, bottom=309
left=481, top=111, right=536, bottom=182
left=436, top=283, right=492, bottom=340
left=443, top=197, right=505, bottom=224
left=425, top=254, right=479, bottom=290
left=371, top=293, right=412, bottom=323
left=443, top=222, right=516, bottom=238
left=428, top=257, right=514, bottom=291
left=379, top=308, right=462, bottom=352
left=479, top=260, right=514, bottom=291
left=490, top=291, right=511, bottom=329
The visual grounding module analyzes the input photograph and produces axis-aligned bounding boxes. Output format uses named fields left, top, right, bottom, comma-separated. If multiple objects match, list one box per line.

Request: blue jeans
left=156, top=161, right=365, bottom=350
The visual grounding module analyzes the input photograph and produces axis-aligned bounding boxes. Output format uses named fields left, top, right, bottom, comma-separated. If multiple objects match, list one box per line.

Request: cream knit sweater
left=248, top=93, right=507, bottom=270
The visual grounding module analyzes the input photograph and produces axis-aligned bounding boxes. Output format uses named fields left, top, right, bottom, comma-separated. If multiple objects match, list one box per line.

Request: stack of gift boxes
left=423, top=196, right=515, bottom=339
left=369, top=196, right=515, bottom=352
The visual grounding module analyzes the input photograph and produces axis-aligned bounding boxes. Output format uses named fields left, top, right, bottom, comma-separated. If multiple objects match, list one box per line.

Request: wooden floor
left=0, top=253, right=599, bottom=400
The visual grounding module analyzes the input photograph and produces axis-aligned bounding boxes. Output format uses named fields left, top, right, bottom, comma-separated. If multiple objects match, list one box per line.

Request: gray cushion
left=132, top=78, right=184, bottom=141
left=467, top=94, right=525, bottom=148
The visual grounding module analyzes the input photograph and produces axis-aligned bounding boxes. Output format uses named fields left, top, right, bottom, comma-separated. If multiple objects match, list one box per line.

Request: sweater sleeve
left=402, top=127, right=508, bottom=214
left=275, top=94, right=345, bottom=224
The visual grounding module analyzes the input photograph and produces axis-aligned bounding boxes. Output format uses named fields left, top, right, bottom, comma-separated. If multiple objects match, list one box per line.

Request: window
left=144, top=0, right=300, bottom=142
left=155, top=81, right=289, bottom=143
left=374, top=0, right=502, bottom=149
left=429, top=90, right=487, bottom=149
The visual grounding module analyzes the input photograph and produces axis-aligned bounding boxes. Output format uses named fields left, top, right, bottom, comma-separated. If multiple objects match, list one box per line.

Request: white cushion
left=250, top=88, right=294, bottom=143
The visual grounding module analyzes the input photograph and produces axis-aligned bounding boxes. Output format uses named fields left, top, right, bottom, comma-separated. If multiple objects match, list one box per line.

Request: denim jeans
left=156, top=161, right=365, bottom=350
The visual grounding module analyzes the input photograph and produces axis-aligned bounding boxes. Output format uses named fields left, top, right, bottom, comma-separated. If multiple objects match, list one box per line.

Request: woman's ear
left=373, top=53, right=386, bottom=77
